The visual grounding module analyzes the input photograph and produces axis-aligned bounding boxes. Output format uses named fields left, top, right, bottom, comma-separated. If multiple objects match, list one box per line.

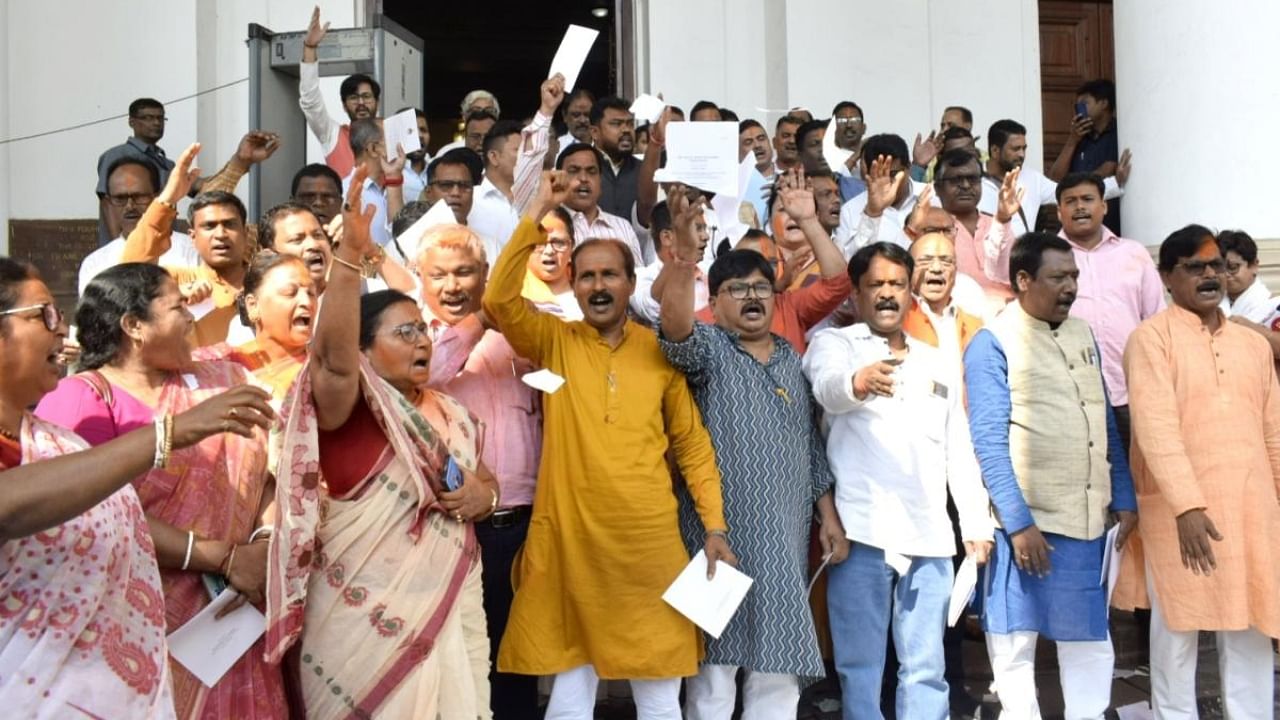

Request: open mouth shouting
left=1196, top=279, right=1222, bottom=302
left=586, top=290, right=614, bottom=316
left=740, top=299, right=766, bottom=322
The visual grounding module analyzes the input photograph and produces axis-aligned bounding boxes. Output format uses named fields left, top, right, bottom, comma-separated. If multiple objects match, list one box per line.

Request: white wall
left=639, top=0, right=1044, bottom=170
left=0, top=0, right=360, bottom=252
left=1114, top=0, right=1280, bottom=245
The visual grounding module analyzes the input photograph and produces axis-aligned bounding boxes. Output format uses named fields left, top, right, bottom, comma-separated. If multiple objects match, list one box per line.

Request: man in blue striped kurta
left=657, top=187, right=848, bottom=719
left=964, top=231, right=1137, bottom=719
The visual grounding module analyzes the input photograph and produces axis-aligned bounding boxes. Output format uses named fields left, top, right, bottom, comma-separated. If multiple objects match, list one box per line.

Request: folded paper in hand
left=548, top=25, right=599, bottom=93
left=629, top=94, right=666, bottom=125
left=521, top=369, right=565, bottom=394
left=399, top=199, right=460, bottom=257
left=652, top=122, right=740, bottom=197
left=382, top=108, right=422, bottom=162
left=948, top=555, right=978, bottom=627
left=167, top=588, right=266, bottom=687
left=662, top=549, right=753, bottom=638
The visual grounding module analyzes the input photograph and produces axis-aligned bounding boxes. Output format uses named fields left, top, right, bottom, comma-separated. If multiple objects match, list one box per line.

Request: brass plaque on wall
left=8, top=219, right=98, bottom=317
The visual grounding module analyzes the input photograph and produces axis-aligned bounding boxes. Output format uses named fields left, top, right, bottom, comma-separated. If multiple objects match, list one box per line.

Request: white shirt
left=469, top=177, right=518, bottom=263
left=629, top=259, right=710, bottom=325
left=1221, top=277, right=1279, bottom=325
left=403, top=162, right=430, bottom=204
left=834, top=179, right=929, bottom=256
left=298, top=60, right=341, bottom=156
left=78, top=232, right=201, bottom=295
left=532, top=290, right=584, bottom=322
left=569, top=207, right=644, bottom=266
left=978, top=166, right=1123, bottom=237
left=951, top=273, right=991, bottom=323
left=920, top=300, right=964, bottom=388
left=435, top=138, right=465, bottom=157
left=342, top=172, right=393, bottom=250
left=802, top=324, right=993, bottom=557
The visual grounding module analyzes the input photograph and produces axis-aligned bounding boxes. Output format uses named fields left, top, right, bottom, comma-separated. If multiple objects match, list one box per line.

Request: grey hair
left=461, top=89, right=500, bottom=118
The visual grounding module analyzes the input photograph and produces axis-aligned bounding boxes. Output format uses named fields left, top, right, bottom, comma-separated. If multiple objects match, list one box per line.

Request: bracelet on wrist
left=706, top=529, right=728, bottom=540
left=157, top=199, right=178, bottom=212
left=181, top=530, right=195, bottom=571
left=383, top=175, right=404, bottom=187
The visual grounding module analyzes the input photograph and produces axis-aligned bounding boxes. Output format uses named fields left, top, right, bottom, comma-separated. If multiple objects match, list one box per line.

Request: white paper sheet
left=629, top=94, right=666, bottom=125
left=167, top=588, right=266, bottom=688
left=806, top=551, right=833, bottom=596
left=711, top=194, right=749, bottom=245
left=521, top=368, right=565, bottom=394
left=948, top=555, right=978, bottom=627
left=1102, top=524, right=1124, bottom=613
left=186, top=297, right=215, bottom=321
left=1115, top=701, right=1155, bottom=720
left=548, top=25, right=600, bottom=92
left=396, top=199, right=460, bottom=257
left=382, top=107, right=422, bottom=162
left=822, top=117, right=855, bottom=176
left=652, top=122, right=740, bottom=197
left=662, top=549, right=753, bottom=638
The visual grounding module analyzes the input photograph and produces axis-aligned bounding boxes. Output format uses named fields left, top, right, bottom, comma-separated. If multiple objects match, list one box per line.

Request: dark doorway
left=381, top=0, right=618, bottom=155
left=1038, top=0, right=1115, bottom=167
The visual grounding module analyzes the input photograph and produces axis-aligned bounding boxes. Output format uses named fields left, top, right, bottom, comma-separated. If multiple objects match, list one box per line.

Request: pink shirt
left=956, top=213, right=1016, bottom=316
left=1061, top=227, right=1165, bottom=406
left=425, top=312, right=542, bottom=507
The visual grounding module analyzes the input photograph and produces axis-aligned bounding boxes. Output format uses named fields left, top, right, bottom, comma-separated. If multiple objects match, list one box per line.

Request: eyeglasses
left=718, top=281, right=775, bottom=300
left=106, top=192, right=155, bottom=208
left=937, top=173, right=982, bottom=187
left=919, top=225, right=957, bottom=237
left=345, top=92, right=377, bottom=104
left=388, top=321, right=430, bottom=343
left=429, top=180, right=472, bottom=193
left=916, top=255, right=956, bottom=268
left=0, top=303, right=63, bottom=332
left=834, top=117, right=864, bottom=126
left=537, top=238, right=572, bottom=253
left=1175, top=259, right=1226, bottom=276
left=1225, top=261, right=1245, bottom=275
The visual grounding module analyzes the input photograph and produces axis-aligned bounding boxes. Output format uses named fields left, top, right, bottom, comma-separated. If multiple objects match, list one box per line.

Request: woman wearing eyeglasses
left=264, top=167, right=495, bottom=719
left=0, top=258, right=273, bottom=718
left=34, top=263, right=289, bottom=719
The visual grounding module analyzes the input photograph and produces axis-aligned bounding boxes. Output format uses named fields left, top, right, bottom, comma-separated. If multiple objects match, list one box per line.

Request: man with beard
left=401, top=108, right=432, bottom=202
left=902, top=231, right=984, bottom=386
left=486, top=171, right=735, bottom=719
left=659, top=189, right=847, bottom=718
left=933, top=148, right=1023, bottom=314
left=424, top=148, right=484, bottom=228
left=773, top=115, right=803, bottom=176
left=1054, top=173, right=1162, bottom=449
left=299, top=7, right=380, bottom=177
left=122, top=145, right=254, bottom=346
left=964, top=232, right=1137, bottom=719
left=590, top=97, right=640, bottom=220
left=556, top=143, right=644, bottom=264
left=557, top=88, right=595, bottom=152
left=412, top=222, right=544, bottom=720
left=979, top=119, right=1128, bottom=236
left=835, top=134, right=929, bottom=253
left=1116, top=225, right=1280, bottom=720
left=739, top=119, right=775, bottom=179
left=80, top=158, right=201, bottom=295
left=804, top=242, right=993, bottom=719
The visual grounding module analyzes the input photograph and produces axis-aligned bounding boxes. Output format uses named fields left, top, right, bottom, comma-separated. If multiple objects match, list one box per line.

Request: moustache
left=1059, top=293, right=1077, bottom=305
left=875, top=299, right=900, bottom=312
left=588, top=290, right=613, bottom=304
left=1197, top=280, right=1221, bottom=292
left=441, top=292, right=470, bottom=305
left=741, top=300, right=765, bottom=315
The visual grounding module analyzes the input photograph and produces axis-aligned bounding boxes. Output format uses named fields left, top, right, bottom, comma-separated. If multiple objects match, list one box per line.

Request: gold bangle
left=330, top=254, right=364, bottom=275
left=157, top=199, right=178, bottom=211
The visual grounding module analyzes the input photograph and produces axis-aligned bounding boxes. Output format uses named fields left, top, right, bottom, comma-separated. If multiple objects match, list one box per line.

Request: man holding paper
left=660, top=188, right=847, bottom=719
left=964, top=232, right=1136, bottom=719
left=1116, top=225, right=1280, bottom=719
left=803, top=241, right=993, bottom=720
left=485, top=171, right=734, bottom=719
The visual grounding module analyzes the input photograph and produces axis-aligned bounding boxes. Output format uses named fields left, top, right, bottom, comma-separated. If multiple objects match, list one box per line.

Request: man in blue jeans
left=803, top=242, right=994, bottom=719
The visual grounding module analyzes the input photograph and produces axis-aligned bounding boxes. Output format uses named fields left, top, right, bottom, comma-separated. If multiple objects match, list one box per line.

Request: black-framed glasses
left=537, top=238, right=572, bottom=253
left=388, top=321, right=430, bottom=343
left=1175, top=259, right=1226, bottom=276
left=106, top=192, right=155, bottom=208
left=0, top=303, right=63, bottom=332
left=1225, top=261, right=1245, bottom=275
left=345, top=92, right=377, bottom=104
left=718, top=281, right=775, bottom=300
left=937, top=173, right=981, bottom=187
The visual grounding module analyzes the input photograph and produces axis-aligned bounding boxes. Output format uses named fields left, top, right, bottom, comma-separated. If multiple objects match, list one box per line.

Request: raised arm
left=512, top=74, right=562, bottom=215
left=657, top=187, right=706, bottom=342
left=983, top=169, right=1024, bottom=284
left=636, top=107, right=671, bottom=228
left=310, top=166, right=377, bottom=430
left=3, top=386, right=270, bottom=541
left=779, top=167, right=845, bottom=277
left=298, top=6, right=341, bottom=156
left=480, top=171, right=571, bottom=363
left=200, top=131, right=282, bottom=195
left=123, top=143, right=200, bottom=263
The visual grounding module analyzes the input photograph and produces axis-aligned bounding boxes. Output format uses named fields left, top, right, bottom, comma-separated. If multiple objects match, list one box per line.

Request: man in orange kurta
left=1118, top=224, right=1280, bottom=719
left=484, top=174, right=735, bottom=718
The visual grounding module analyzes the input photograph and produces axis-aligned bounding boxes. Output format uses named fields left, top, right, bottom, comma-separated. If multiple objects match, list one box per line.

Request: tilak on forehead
left=1193, top=235, right=1220, bottom=259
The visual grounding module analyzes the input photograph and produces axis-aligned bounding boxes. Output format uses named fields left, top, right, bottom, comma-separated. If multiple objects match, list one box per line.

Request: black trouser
left=1112, top=404, right=1131, bottom=458
left=474, top=509, right=539, bottom=720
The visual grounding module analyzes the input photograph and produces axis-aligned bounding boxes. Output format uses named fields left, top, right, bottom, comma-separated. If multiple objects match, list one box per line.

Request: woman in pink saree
left=36, top=263, right=288, bottom=719
left=0, top=258, right=272, bottom=718
left=264, top=168, right=497, bottom=719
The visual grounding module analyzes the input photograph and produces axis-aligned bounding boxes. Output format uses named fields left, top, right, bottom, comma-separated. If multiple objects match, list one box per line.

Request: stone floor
left=579, top=612, right=1280, bottom=719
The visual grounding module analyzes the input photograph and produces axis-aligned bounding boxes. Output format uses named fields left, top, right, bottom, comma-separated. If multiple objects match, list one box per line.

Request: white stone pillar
left=1114, top=1, right=1280, bottom=246
left=0, top=0, right=11, bottom=254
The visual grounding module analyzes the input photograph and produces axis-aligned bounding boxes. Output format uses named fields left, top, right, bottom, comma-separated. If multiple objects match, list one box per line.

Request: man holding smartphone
left=1048, top=79, right=1127, bottom=234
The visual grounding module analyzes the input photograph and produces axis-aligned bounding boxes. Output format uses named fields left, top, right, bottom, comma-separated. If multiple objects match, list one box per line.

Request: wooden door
left=1039, top=1, right=1114, bottom=166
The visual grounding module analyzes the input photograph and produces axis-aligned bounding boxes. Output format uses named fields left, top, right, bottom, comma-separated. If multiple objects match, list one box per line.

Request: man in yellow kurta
left=1117, top=224, right=1280, bottom=719
left=485, top=172, right=734, bottom=718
